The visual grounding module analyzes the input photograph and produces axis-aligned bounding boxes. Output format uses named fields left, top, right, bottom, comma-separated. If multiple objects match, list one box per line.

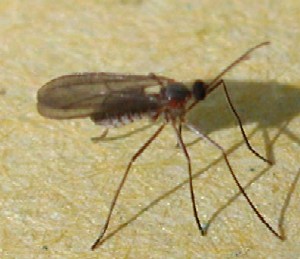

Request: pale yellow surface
left=0, top=1, right=299, bottom=258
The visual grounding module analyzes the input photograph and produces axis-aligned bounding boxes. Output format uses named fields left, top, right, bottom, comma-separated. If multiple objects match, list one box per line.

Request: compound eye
left=192, top=80, right=206, bottom=100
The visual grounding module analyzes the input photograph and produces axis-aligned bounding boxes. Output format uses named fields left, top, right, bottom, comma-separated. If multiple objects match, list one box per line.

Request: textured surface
left=0, top=0, right=299, bottom=258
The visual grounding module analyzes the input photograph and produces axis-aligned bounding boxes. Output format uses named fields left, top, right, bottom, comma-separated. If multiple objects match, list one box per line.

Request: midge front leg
left=171, top=121, right=205, bottom=236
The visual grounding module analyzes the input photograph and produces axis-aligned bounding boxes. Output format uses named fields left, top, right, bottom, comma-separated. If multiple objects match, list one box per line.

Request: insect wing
left=37, top=72, right=173, bottom=119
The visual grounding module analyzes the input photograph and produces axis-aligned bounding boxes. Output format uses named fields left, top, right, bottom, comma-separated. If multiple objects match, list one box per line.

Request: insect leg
left=174, top=123, right=183, bottom=148
left=91, top=124, right=154, bottom=143
left=91, top=124, right=166, bottom=250
left=186, top=123, right=284, bottom=240
left=172, top=121, right=205, bottom=235
left=217, top=79, right=272, bottom=164
left=91, top=128, right=109, bottom=143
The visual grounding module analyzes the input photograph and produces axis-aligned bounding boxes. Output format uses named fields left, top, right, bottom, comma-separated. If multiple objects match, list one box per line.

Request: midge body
left=37, top=42, right=284, bottom=250
left=37, top=73, right=198, bottom=125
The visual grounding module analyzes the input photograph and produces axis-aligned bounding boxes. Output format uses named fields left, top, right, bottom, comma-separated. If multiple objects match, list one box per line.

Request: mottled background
left=0, top=0, right=299, bottom=258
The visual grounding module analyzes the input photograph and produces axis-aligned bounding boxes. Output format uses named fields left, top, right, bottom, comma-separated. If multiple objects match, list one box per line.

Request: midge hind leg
left=186, top=123, right=284, bottom=240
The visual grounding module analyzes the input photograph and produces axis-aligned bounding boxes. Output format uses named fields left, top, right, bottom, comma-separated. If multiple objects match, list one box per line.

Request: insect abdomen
left=92, top=112, right=144, bottom=127
left=90, top=94, right=160, bottom=127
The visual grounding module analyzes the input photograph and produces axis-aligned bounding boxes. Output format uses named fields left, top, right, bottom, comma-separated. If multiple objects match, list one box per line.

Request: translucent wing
left=37, top=72, right=174, bottom=119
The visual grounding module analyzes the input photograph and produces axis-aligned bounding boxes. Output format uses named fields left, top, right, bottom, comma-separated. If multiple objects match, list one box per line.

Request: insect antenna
left=188, top=41, right=270, bottom=112
left=206, top=41, right=270, bottom=95
left=188, top=42, right=272, bottom=164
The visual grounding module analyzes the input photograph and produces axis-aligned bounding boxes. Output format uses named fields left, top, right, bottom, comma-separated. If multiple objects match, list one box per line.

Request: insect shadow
left=100, top=79, right=300, bottom=158
left=187, top=80, right=300, bottom=156
left=96, top=79, right=300, bottom=245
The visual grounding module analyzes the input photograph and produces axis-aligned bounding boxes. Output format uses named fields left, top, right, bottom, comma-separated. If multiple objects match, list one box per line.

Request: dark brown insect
left=37, top=42, right=283, bottom=250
